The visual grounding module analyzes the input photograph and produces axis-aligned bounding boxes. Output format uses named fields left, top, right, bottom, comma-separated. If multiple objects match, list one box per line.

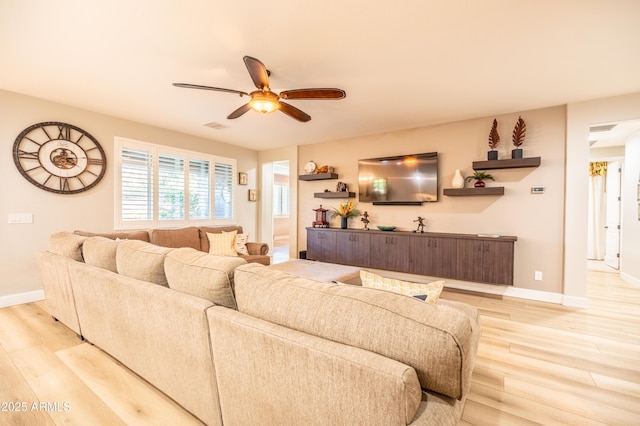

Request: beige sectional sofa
left=37, top=231, right=480, bottom=425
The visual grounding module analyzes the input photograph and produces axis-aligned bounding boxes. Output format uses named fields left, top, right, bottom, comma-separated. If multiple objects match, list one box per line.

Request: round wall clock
left=304, top=160, right=317, bottom=174
left=13, top=122, right=106, bottom=194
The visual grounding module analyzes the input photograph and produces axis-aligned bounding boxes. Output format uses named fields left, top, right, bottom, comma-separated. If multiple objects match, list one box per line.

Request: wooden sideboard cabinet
left=306, top=227, right=517, bottom=285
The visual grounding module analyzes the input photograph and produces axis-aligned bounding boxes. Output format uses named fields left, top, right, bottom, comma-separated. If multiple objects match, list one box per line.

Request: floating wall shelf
left=298, top=173, right=339, bottom=181
left=472, top=157, right=541, bottom=170
left=443, top=187, right=505, bottom=196
left=314, top=192, right=356, bottom=198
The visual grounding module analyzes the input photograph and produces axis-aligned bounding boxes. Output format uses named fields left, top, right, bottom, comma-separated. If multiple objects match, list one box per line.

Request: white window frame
left=114, top=136, right=236, bottom=230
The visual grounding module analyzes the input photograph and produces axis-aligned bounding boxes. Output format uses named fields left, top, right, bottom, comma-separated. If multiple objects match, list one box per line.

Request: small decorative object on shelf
left=330, top=199, right=361, bottom=229
left=413, top=216, right=426, bottom=233
left=312, top=205, right=329, bottom=228
left=361, top=211, right=370, bottom=230
left=451, top=169, right=464, bottom=188
left=488, top=119, right=500, bottom=160
left=336, top=181, right=348, bottom=192
left=511, top=116, right=526, bottom=159
left=304, top=160, right=317, bottom=174
left=315, top=165, right=330, bottom=174
left=465, top=171, right=495, bottom=188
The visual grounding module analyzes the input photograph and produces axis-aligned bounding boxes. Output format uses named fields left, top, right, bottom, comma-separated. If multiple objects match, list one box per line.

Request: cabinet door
left=456, top=239, right=514, bottom=285
left=307, top=229, right=337, bottom=263
left=336, top=232, right=371, bottom=267
left=482, top=240, right=514, bottom=285
left=369, top=234, right=410, bottom=272
left=409, top=237, right=456, bottom=278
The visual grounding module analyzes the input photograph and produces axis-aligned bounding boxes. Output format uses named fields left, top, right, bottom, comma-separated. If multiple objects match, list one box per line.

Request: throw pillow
left=223, top=230, right=250, bottom=256
left=207, top=231, right=238, bottom=257
left=360, top=270, right=444, bottom=304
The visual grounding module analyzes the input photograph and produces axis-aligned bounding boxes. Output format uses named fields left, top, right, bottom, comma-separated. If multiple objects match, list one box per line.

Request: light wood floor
left=0, top=268, right=638, bottom=425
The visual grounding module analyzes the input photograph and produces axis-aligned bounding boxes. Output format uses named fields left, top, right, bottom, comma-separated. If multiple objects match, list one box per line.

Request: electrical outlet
left=534, top=271, right=543, bottom=281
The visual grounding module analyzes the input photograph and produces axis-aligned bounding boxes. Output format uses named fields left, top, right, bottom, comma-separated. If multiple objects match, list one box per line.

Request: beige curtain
left=587, top=162, right=607, bottom=260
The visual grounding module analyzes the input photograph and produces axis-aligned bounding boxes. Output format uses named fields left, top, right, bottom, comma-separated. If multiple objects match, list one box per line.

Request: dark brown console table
left=306, top=227, right=517, bottom=285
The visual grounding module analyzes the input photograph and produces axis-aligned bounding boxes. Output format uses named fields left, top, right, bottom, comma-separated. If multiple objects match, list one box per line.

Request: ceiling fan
left=173, top=56, right=346, bottom=123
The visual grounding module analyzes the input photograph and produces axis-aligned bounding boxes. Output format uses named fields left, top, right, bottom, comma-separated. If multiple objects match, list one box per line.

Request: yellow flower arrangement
left=330, top=199, right=361, bottom=219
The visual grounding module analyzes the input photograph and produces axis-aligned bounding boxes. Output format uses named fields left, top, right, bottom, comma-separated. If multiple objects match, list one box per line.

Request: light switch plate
left=8, top=213, right=33, bottom=224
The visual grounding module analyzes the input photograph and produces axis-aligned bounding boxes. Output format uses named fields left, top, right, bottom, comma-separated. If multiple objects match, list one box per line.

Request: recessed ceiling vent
left=203, top=121, right=226, bottom=130
left=589, top=124, right=617, bottom=133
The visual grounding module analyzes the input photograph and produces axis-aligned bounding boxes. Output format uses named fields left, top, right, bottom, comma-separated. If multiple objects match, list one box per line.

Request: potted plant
left=330, top=199, right=361, bottom=229
left=488, top=119, right=500, bottom=160
left=465, top=171, right=495, bottom=188
left=511, top=116, right=526, bottom=159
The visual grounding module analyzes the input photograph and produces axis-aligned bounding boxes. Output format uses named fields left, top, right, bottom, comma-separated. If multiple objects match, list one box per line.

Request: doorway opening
left=272, top=161, right=290, bottom=264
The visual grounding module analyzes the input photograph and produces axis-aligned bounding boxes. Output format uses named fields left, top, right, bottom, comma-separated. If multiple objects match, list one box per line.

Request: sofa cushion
left=116, top=240, right=173, bottom=287
left=149, top=227, right=201, bottom=250
left=207, top=231, right=238, bottom=257
left=199, top=226, right=243, bottom=253
left=74, top=230, right=150, bottom=242
left=165, top=248, right=246, bottom=309
left=48, top=232, right=87, bottom=262
left=233, top=263, right=479, bottom=400
left=360, top=270, right=444, bottom=304
left=82, top=236, right=120, bottom=272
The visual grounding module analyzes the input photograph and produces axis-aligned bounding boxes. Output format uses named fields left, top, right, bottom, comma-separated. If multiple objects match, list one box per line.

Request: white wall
left=622, top=136, right=640, bottom=285
left=298, top=105, right=567, bottom=296
left=0, top=89, right=258, bottom=303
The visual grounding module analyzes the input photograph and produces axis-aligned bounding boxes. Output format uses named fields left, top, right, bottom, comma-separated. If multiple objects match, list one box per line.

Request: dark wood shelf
left=472, top=157, right=541, bottom=170
left=299, top=173, right=339, bottom=181
left=443, top=187, right=505, bottom=196
left=314, top=191, right=356, bottom=198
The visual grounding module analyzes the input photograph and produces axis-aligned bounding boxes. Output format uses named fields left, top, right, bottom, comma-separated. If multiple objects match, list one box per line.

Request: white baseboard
left=621, top=272, right=640, bottom=288
left=0, top=290, right=45, bottom=308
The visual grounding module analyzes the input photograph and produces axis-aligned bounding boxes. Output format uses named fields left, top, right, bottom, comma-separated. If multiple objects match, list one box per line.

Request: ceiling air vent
left=589, top=124, right=617, bottom=133
left=203, top=121, right=226, bottom=130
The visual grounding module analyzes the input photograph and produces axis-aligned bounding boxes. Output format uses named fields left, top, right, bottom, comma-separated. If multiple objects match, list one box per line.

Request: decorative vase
left=341, top=217, right=348, bottom=229
left=511, top=148, right=523, bottom=159
left=488, top=150, right=498, bottom=160
left=474, top=180, right=485, bottom=188
left=452, top=169, right=464, bottom=188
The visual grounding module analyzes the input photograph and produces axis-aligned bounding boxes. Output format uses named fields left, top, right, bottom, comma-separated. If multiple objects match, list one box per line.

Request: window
left=273, top=184, right=290, bottom=216
left=115, top=137, right=235, bottom=229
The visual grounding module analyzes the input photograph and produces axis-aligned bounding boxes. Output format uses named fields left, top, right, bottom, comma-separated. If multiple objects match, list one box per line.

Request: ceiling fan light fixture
left=249, top=91, right=280, bottom=113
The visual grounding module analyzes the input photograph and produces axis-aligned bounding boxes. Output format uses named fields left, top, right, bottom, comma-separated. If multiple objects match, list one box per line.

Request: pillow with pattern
left=223, top=230, right=250, bottom=256
left=360, top=269, right=444, bottom=304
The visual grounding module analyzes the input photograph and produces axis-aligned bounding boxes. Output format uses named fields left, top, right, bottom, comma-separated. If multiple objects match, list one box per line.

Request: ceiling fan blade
left=279, top=88, right=346, bottom=100
left=279, top=101, right=311, bottom=122
left=173, top=83, right=249, bottom=97
left=227, top=103, right=252, bottom=119
left=243, top=56, right=270, bottom=90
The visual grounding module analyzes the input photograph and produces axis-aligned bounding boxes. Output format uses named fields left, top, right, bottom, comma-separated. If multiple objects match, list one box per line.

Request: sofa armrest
left=245, top=242, right=269, bottom=255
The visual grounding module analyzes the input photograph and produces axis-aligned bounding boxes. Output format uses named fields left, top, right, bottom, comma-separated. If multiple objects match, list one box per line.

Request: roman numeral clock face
left=13, top=122, right=106, bottom=194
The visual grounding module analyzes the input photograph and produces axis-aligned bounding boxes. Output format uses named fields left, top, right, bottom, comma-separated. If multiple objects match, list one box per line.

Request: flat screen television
left=358, top=152, right=438, bottom=205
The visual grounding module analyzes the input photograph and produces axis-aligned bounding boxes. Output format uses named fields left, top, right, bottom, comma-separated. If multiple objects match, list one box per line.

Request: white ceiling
left=2, top=1, right=640, bottom=152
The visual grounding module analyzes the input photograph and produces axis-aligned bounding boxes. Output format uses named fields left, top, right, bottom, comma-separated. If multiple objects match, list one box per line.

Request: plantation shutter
left=158, top=154, right=185, bottom=221
left=214, top=162, right=233, bottom=219
left=189, top=158, right=211, bottom=220
left=121, top=148, right=153, bottom=221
